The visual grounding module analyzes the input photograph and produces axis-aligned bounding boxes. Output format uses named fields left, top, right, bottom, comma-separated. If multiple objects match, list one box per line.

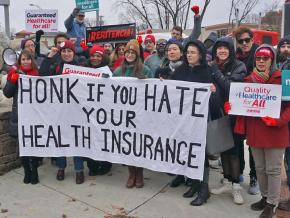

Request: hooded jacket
left=235, top=44, right=290, bottom=148
left=211, top=37, right=247, bottom=102
left=172, top=40, right=222, bottom=120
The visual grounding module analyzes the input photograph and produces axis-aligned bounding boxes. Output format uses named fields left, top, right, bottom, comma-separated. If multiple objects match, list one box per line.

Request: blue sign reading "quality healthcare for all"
left=282, top=70, right=290, bottom=101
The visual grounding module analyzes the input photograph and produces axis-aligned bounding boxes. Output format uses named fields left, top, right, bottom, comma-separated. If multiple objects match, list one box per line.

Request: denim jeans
left=285, top=147, right=290, bottom=188
left=56, top=156, right=84, bottom=171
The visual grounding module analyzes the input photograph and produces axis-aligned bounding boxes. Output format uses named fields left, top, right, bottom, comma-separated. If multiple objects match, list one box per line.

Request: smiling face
left=125, top=50, right=137, bottom=63
left=90, top=52, right=103, bottom=67
left=24, top=40, right=36, bottom=55
left=216, top=46, right=230, bottom=61
left=167, top=44, right=182, bottom=61
left=20, top=54, right=32, bottom=69
left=61, top=48, right=74, bottom=63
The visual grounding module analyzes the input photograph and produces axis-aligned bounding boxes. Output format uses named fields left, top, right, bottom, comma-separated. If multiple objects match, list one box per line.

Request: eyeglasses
left=125, top=51, right=136, bottom=56
left=157, top=42, right=167, bottom=46
left=256, top=56, right=271, bottom=62
left=237, top=38, right=252, bottom=44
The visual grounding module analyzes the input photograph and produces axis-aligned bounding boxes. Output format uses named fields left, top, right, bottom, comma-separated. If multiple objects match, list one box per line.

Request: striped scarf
left=251, top=68, right=269, bottom=83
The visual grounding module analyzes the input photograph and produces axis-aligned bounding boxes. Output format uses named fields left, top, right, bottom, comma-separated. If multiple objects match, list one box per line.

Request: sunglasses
left=256, top=56, right=271, bottom=62
left=157, top=42, right=167, bottom=46
left=237, top=38, right=251, bottom=44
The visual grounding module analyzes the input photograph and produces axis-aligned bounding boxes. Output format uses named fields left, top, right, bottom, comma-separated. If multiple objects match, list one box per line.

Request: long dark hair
left=17, top=50, right=38, bottom=70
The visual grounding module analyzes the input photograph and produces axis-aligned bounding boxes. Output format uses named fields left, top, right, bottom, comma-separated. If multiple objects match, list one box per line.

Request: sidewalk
left=0, top=157, right=265, bottom=218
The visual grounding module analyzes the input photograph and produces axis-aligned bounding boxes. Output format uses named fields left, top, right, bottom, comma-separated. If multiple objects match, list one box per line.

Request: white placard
left=18, top=75, right=211, bottom=180
left=25, top=9, right=58, bottom=32
left=229, top=82, right=282, bottom=118
left=62, top=64, right=112, bottom=78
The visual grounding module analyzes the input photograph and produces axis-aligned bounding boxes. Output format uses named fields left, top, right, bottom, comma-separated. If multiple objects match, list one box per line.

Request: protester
left=143, top=35, right=156, bottom=60
left=41, top=40, right=85, bottom=184
left=144, top=38, right=167, bottom=77
left=103, top=43, right=114, bottom=56
left=234, top=26, right=259, bottom=195
left=83, top=44, right=113, bottom=176
left=64, top=7, right=86, bottom=55
left=110, top=43, right=126, bottom=71
left=3, top=50, right=40, bottom=185
left=234, top=45, right=290, bottom=218
left=276, top=35, right=290, bottom=211
left=170, top=5, right=201, bottom=46
left=155, top=38, right=183, bottom=80
left=113, top=40, right=153, bottom=188
left=172, top=40, right=222, bottom=206
left=209, top=37, right=247, bottom=205
left=39, top=32, right=69, bottom=76
left=203, top=32, right=218, bottom=62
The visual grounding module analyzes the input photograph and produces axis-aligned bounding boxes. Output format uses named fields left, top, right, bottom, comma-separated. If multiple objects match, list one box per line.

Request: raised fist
left=72, top=7, right=81, bottom=17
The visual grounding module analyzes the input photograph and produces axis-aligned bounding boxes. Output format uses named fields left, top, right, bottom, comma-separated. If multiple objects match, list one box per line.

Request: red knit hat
left=59, top=40, right=75, bottom=53
left=256, top=48, right=273, bottom=59
left=90, top=44, right=105, bottom=56
left=145, top=35, right=156, bottom=45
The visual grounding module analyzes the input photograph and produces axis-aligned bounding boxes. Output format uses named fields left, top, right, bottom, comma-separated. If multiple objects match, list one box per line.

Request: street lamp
left=29, top=3, right=42, bottom=9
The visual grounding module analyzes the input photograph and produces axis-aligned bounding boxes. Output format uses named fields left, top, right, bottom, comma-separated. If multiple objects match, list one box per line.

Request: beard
left=277, top=51, right=290, bottom=63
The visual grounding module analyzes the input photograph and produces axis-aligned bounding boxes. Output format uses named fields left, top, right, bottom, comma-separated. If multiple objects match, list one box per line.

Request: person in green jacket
left=113, top=40, right=153, bottom=78
left=113, top=40, right=153, bottom=188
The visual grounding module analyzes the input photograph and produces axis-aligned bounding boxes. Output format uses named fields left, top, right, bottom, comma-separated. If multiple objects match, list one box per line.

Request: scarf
left=169, top=60, right=183, bottom=73
left=251, top=68, right=270, bottom=83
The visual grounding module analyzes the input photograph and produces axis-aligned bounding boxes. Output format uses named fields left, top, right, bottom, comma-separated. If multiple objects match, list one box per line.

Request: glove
left=191, top=6, right=200, bottom=15
left=261, top=116, right=279, bottom=126
left=72, top=7, right=81, bottom=17
left=137, top=35, right=143, bottom=46
left=224, top=101, right=231, bottom=114
left=7, top=67, right=19, bottom=84
left=35, top=29, right=44, bottom=42
left=80, top=39, right=88, bottom=51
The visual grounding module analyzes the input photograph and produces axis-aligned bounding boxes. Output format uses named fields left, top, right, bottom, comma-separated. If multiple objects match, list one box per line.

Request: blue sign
left=282, top=70, right=290, bottom=101
left=75, top=0, right=99, bottom=12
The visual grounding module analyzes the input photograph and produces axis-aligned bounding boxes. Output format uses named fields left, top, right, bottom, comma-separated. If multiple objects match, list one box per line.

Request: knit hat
left=256, top=47, right=273, bottom=59
left=278, top=35, right=290, bottom=48
left=145, top=35, right=156, bottom=45
left=59, top=40, right=75, bottom=53
left=125, top=40, right=140, bottom=56
left=90, top=44, right=105, bottom=56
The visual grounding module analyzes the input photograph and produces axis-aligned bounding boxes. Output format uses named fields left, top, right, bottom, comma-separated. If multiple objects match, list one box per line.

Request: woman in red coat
left=234, top=45, right=290, bottom=218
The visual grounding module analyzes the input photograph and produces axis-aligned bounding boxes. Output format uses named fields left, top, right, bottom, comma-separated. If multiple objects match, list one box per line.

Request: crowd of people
left=2, top=5, right=290, bottom=218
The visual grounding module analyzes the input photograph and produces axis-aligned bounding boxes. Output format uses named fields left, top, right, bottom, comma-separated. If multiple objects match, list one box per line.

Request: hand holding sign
left=224, top=101, right=231, bottom=114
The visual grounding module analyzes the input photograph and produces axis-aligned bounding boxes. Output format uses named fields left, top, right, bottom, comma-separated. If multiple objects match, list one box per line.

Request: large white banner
left=18, top=75, right=211, bottom=180
left=229, top=83, right=282, bottom=118
left=25, top=9, right=58, bottom=32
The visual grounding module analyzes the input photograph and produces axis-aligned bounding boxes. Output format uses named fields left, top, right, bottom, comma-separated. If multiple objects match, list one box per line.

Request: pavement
left=0, top=147, right=268, bottom=218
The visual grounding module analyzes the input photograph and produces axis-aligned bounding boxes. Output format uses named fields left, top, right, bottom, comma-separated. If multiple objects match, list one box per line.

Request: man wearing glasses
left=145, top=39, right=167, bottom=77
left=64, top=7, right=86, bottom=55
left=234, top=26, right=260, bottom=196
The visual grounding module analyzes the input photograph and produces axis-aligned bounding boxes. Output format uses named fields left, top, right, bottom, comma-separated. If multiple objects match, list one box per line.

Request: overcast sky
left=0, top=0, right=284, bottom=33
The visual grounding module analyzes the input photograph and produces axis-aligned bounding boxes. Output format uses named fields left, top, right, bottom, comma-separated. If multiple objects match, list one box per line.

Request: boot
left=170, top=175, right=185, bottom=188
left=190, top=182, right=210, bottom=206
left=23, top=166, right=32, bottom=184
left=278, top=199, right=290, bottom=211
left=251, top=197, right=267, bottom=211
left=30, top=159, right=39, bottom=185
left=183, top=180, right=201, bottom=198
left=126, top=166, right=136, bottom=188
left=56, top=169, right=65, bottom=181
left=259, top=203, right=276, bottom=218
left=76, top=171, right=84, bottom=184
left=135, top=167, right=144, bottom=188
left=21, top=158, right=31, bottom=184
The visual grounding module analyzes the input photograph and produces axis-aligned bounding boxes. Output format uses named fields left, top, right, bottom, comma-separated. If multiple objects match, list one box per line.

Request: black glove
left=35, top=29, right=44, bottom=42
left=72, top=7, right=81, bottom=17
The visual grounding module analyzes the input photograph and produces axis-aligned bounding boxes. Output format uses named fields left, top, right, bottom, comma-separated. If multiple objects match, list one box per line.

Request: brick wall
left=0, top=97, right=20, bottom=175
